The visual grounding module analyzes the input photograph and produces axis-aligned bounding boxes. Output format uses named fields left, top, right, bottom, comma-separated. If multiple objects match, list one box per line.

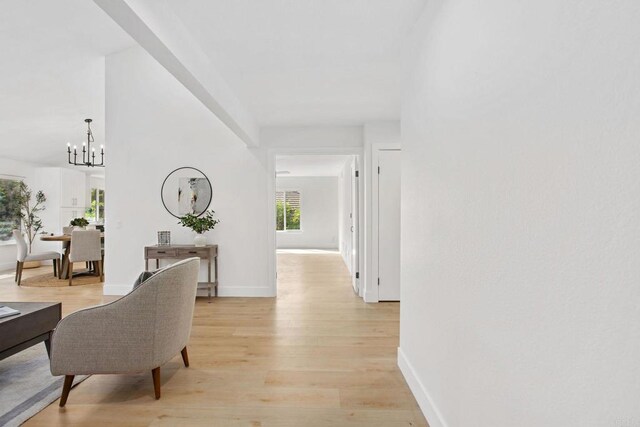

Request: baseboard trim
left=103, top=284, right=132, bottom=296
left=364, top=290, right=378, bottom=303
left=397, top=347, right=448, bottom=427
left=0, top=260, right=53, bottom=272
left=215, top=286, right=275, bottom=297
left=103, top=284, right=275, bottom=297
left=0, top=261, right=16, bottom=272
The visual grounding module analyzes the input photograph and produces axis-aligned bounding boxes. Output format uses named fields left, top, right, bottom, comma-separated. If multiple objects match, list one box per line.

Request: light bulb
left=67, top=142, right=71, bottom=147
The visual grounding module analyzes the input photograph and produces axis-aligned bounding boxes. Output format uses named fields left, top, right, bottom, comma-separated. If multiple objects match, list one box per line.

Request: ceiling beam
left=94, top=0, right=259, bottom=147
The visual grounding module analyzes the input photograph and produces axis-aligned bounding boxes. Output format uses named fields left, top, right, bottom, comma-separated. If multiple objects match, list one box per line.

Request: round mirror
left=161, top=167, right=212, bottom=218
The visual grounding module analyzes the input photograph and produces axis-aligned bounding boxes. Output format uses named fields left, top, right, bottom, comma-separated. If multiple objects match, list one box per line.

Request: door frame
left=349, top=157, right=360, bottom=294
left=370, top=143, right=401, bottom=303
left=267, top=147, right=364, bottom=297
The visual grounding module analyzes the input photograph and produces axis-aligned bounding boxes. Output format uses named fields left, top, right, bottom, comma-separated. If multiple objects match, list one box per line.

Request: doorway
left=272, top=154, right=361, bottom=295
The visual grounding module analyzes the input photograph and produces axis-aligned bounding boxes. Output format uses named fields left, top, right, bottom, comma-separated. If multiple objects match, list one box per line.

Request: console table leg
left=208, top=259, right=212, bottom=302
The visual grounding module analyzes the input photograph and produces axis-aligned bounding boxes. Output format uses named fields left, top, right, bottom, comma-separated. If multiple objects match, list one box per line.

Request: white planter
left=194, top=233, right=207, bottom=247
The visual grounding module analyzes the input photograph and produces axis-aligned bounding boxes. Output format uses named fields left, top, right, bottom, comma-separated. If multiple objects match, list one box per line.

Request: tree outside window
left=0, top=178, right=21, bottom=242
left=85, top=188, right=105, bottom=223
left=276, top=190, right=301, bottom=231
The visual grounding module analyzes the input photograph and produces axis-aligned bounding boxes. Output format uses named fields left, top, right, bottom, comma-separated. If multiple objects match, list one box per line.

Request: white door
left=350, top=158, right=360, bottom=293
left=378, top=149, right=401, bottom=301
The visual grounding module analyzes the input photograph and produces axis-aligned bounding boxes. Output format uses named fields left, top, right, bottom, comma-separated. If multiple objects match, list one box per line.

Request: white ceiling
left=276, top=155, right=352, bottom=177
left=161, top=0, right=427, bottom=127
left=1, top=0, right=424, bottom=166
left=0, top=0, right=134, bottom=166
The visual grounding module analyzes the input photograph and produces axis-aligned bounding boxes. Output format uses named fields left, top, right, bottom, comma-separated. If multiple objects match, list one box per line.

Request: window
left=276, top=190, right=301, bottom=231
left=0, top=178, right=21, bottom=243
left=85, top=188, right=105, bottom=223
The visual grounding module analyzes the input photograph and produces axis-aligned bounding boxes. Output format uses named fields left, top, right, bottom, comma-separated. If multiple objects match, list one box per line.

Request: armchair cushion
left=133, top=270, right=157, bottom=289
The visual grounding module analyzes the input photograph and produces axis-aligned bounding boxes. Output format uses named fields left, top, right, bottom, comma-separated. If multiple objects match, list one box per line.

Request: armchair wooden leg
left=60, top=375, right=74, bottom=407
left=152, top=367, right=161, bottom=399
left=16, top=261, right=23, bottom=286
left=181, top=346, right=190, bottom=367
left=68, top=262, right=74, bottom=286
left=15, top=261, right=19, bottom=282
left=53, top=258, right=57, bottom=277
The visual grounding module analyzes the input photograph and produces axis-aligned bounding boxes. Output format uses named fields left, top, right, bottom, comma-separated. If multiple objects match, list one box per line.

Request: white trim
left=370, top=143, right=401, bottom=303
left=398, top=347, right=448, bottom=427
left=103, top=283, right=275, bottom=297
left=267, top=146, right=365, bottom=299
left=363, top=289, right=378, bottom=303
left=215, top=286, right=274, bottom=297
left=0, top=173, right=26, bottom=179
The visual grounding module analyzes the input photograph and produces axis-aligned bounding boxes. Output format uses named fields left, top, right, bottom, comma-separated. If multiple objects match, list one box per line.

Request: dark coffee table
left=0, top=302, right=61, bottom=361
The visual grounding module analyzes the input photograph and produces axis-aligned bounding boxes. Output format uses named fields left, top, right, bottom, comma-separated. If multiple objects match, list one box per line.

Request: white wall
left=399, top=1, right=640, bottom=426
left=105, top=46, right=271, bottom=296
left=276, top=176, right=339, bottom=250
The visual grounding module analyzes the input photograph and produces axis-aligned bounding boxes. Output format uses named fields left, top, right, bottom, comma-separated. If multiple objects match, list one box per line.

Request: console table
left=144, top=245, right=218, bottom=301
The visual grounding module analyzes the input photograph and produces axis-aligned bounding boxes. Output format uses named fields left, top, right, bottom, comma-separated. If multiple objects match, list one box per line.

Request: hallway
left=1, top=251, right=426, bottom=426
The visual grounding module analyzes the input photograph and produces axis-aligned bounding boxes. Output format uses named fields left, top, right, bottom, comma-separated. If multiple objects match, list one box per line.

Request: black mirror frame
left=160, top=166, right=212, bottom=218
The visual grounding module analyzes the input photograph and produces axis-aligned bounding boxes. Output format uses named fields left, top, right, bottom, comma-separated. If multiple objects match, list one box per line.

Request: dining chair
left=68, top=230, right=103, bottom=285
left=12, top=230, right=61, bottom=286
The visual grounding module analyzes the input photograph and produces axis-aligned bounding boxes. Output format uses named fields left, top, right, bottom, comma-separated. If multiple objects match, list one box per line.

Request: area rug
left=19, top=271, right=102, bottom=288
left=0, top=345, right=88, bottom=427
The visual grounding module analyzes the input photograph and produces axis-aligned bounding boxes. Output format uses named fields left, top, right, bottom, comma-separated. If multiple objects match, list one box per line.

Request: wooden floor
left=0, top=251, right=427, bottom=426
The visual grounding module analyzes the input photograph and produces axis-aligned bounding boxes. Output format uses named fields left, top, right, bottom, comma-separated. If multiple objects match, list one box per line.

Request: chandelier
left=66, top=118, right=104, bottom=167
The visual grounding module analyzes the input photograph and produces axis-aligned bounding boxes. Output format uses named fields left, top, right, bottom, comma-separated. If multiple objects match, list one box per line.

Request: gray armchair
left=50, top=257, right=200, bottom=407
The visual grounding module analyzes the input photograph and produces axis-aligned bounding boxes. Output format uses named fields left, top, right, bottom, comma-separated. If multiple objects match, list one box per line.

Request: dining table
left=40, top=233, right=105, bottom=280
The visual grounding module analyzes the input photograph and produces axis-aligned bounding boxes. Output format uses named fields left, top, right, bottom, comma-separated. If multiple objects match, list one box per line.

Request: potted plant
left=70, top=217, right=89, bottom=229
left=178, top=210, right=220, bottom=247
left=16, top=182, right=46, bottom=268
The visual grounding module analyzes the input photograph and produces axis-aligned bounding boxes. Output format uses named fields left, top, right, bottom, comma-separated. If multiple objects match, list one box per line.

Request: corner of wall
left=397, top=347, right=447, bottom=427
